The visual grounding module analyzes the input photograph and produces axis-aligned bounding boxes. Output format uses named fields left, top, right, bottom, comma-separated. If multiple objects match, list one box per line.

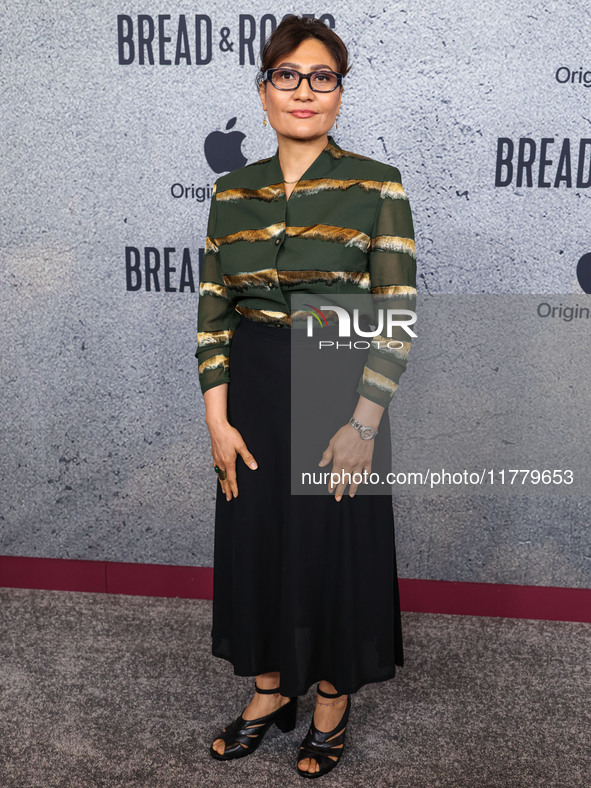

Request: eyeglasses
left=264, top=68, right=343, bottom=93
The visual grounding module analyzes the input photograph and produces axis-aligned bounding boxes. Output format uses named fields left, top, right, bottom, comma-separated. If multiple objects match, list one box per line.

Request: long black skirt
left=211, top=316, right=404, bottom=697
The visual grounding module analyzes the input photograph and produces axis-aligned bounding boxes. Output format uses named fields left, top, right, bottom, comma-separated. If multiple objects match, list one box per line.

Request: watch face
left=360, top=426, right=374, bottom=440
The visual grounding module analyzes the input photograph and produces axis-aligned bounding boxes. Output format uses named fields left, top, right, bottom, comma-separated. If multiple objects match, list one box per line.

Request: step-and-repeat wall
left=1, top=1, right=590, bottom=589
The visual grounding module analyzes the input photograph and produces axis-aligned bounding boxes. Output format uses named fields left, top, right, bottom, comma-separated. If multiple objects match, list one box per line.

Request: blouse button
left=275, top=238, right=281, bottom=245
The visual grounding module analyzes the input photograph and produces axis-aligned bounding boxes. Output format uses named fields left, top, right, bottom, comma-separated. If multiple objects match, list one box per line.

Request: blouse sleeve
left=355, top=169, right=417, bottom=408
left=195, top=183, right=241, bottom=395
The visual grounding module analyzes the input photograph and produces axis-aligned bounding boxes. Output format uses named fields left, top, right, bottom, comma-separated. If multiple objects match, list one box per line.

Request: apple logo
left=204, top=118, right=247, bottom=173
left=576, top=252, right=591, bottom=293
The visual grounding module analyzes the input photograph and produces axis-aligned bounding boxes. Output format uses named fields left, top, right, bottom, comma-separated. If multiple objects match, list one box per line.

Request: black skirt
left=211, top=316, right=404, bottom=697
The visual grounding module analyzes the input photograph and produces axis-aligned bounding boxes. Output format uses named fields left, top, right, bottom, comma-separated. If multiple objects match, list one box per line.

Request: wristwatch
left=348, top=416, right=378, bottom=440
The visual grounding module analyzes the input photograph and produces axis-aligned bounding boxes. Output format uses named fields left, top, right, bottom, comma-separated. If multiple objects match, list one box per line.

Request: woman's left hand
left=318, top=422, right=374, bottom=500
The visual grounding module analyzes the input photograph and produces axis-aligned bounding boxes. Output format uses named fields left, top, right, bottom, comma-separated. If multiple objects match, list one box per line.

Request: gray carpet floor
left=0, top=587, right=588, bottom=788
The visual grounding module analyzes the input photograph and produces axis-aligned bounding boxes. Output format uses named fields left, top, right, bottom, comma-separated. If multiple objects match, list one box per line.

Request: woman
left=196, top=15, right=416, bottom=778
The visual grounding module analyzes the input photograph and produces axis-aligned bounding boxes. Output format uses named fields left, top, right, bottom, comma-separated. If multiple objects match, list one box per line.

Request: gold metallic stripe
left=199, top=281, right=229, bottom=299
left=290, top=178, right=407, bottom=200
left=198, top=354, right=229, bottom=375
left=234, top=307, right=341, bottom=326
left=370, top=236, right=416, bottom=258
left=285, top=224, right=370, bottom=251
left=215, top=179, right=407, bottom=202
left=197, top=329, right=235, bottom=347
left=215, top=222, right=285, bottom=246
left=360, top=367, right=399, bottom=395
left=215, top=224, right=412, bottom=256
left=234, top=305, right=291, bottom=324
left=251, top=155, right=273, bottom=166
left=278, top=269, right=370, bottom=289
left=216, top=184, right=285, bottom=203
left=380, top=181, right=408, bottom=200
left=371, top=285, right=417, bottom=296
left=223, top=268, right=280, bottom=292
left=291, top=308, right=340, bottom=324
left=326, top=141, right=371, bottom=161
left=205, top=236, right=219, bottom=254
left=217, top=223, right=370, bottom=251
left=288, top=178, right=375, bottom=197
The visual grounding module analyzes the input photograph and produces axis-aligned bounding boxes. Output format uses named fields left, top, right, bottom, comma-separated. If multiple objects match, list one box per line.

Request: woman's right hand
left=207, top=418, right=258, bottom=501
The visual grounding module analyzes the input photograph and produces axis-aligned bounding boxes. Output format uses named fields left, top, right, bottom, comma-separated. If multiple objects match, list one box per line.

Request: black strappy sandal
left=296, top=684, right=351, bottom=778
left=209, top=682, right=298, bottom=761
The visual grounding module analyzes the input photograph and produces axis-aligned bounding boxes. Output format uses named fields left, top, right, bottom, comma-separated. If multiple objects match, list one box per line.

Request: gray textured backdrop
left=1, top=1, right=590, bottom=587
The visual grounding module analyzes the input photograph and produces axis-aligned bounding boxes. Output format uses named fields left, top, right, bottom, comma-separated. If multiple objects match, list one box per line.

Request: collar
left=267, top=135, right=343, bottom=184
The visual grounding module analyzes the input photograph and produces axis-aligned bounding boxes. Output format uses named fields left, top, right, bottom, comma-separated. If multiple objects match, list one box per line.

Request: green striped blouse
left=195, top=135, right=417, bottom=408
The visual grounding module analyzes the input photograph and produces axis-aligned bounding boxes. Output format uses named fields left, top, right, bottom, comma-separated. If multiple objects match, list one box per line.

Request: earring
left=336, top=114, right=339, bottom=130
left=263, top=111, right=267, bottom=127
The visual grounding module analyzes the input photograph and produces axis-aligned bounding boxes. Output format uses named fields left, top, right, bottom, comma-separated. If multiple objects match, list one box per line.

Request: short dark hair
left=256, top=15, right=351, bottom=89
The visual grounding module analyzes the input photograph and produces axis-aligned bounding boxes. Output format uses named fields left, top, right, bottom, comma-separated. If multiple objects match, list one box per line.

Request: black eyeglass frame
left=263, top=68, right=343, bottom=93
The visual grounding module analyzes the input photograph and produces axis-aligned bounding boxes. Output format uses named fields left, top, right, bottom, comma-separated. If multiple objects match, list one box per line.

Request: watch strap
left=349, top=416, right=378, bottom=440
